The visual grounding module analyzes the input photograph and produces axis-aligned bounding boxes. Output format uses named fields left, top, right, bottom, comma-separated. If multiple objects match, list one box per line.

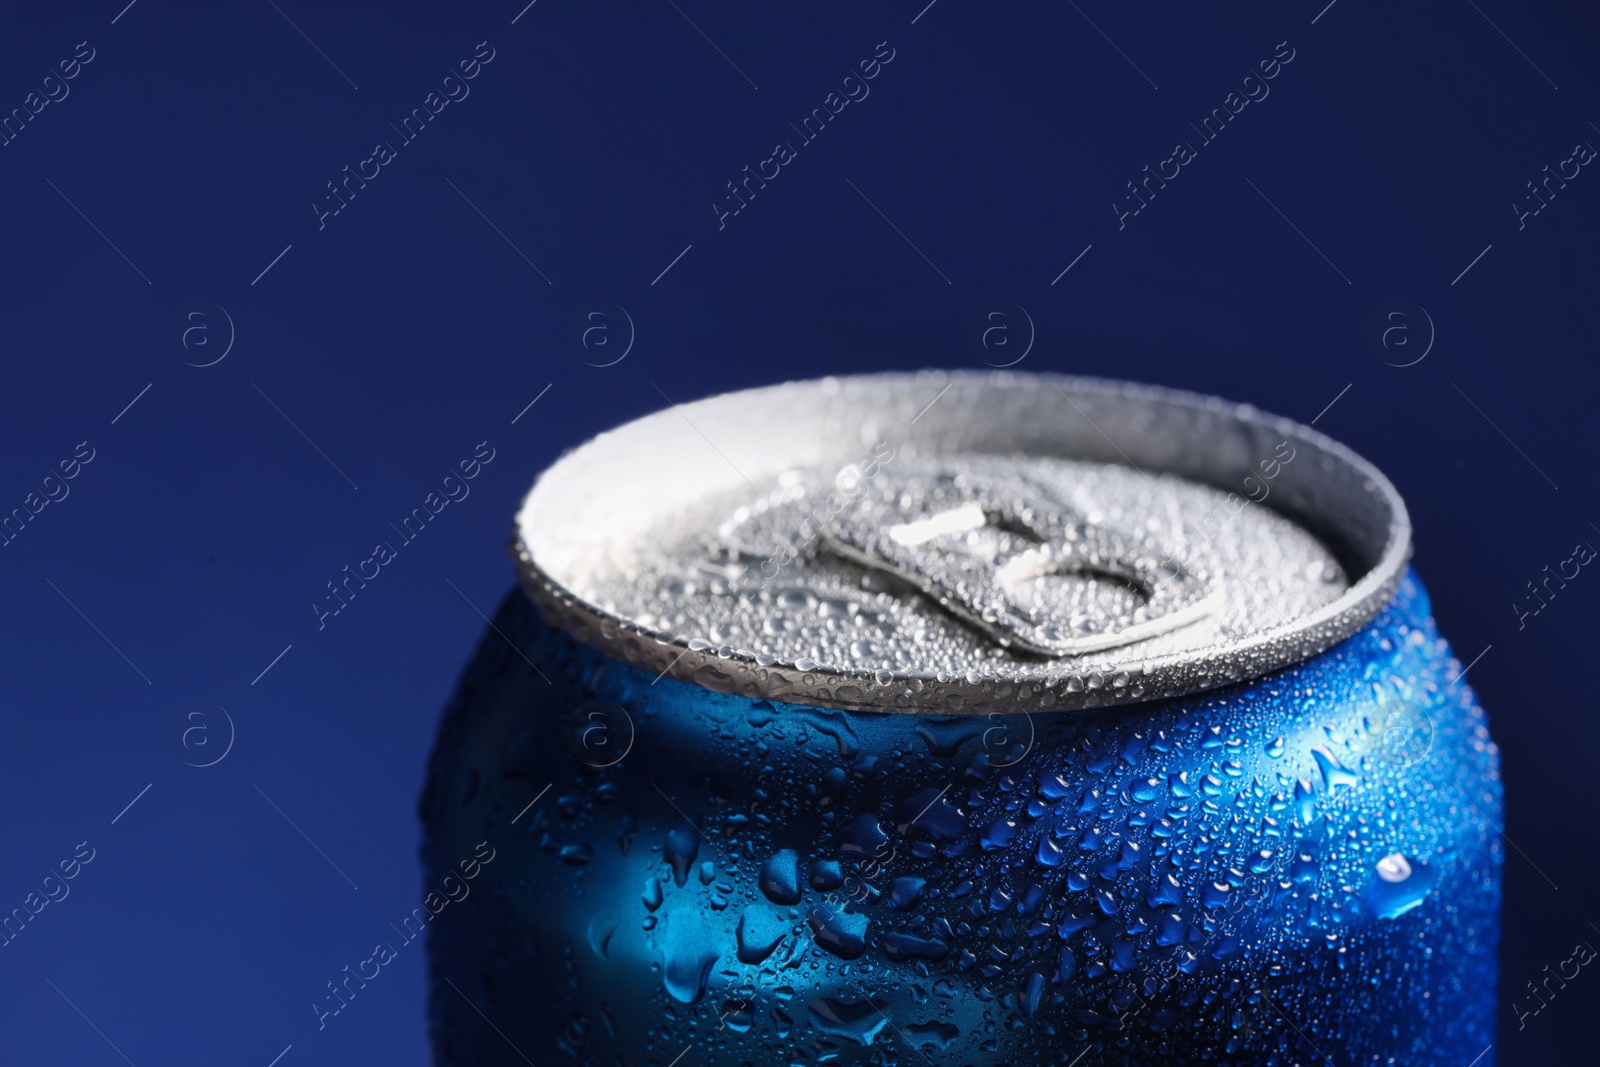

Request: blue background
left=0, top=1, right=1595, bottom=1063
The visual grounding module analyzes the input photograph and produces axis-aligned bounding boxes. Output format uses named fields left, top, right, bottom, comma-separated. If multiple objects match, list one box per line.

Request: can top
left=513, top=371, right=1410, bottom=714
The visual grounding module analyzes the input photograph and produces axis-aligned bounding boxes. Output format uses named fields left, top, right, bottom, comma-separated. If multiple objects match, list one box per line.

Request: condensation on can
left=422, top=372, right=1500, bottom=1067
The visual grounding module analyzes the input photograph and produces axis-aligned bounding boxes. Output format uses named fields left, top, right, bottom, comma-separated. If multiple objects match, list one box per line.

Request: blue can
left=422, top=373, right=1500, bottom=1065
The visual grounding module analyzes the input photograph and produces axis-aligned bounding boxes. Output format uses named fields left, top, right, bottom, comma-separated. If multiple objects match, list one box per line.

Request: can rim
left=510, top=371, right=1412, bottom=714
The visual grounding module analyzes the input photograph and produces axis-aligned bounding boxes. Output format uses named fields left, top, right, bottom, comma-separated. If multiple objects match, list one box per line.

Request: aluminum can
left=421, top=372, right=1501, bottom=1065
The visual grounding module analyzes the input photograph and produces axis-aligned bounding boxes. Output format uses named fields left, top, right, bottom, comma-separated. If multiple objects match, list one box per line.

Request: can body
left=421, top=569, right=1500, bottom=1065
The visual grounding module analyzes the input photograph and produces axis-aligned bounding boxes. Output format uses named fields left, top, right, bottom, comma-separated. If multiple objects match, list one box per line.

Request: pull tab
left=821, top=466, right=1218, bottom=656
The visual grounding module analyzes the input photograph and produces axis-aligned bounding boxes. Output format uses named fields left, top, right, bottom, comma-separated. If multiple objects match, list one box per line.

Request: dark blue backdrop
left=1, top=1, right=1595, bottom=1063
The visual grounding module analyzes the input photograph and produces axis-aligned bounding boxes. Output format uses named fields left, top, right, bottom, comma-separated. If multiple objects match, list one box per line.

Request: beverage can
left=423, top=371, right=1500, bottom=1065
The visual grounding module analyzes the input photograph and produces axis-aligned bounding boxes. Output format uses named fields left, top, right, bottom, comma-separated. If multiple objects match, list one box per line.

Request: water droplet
left=1364, top=853, right=1437, bottom=919
left=809, top=860, right=843, bottom=890
left=807, top=902, right=869, bottom=958
left=915, top=717, right=983, bottom=757
left=906, top=1020, right=961, bottom=1050
left=900, top=788, right=963, bottom=841
left=981, top=817, right=1016, bottom=850
left=889, top=876, right=925, bottom=910
left=664, top=821, right=699, bottom=887
left=807, top=996, right=889, bottom=1046
left=1312, top=745, right=1360, bottom=791
left=760, top=849, right=803, bottom=905
left=1019, top=970, right=1048, bottom=1015
left=840, top=814, right=889, bottom=858
left=659, top=913, right=718, bottom=1004
left=587, top=915, right=616, bottom=959
left=719, top=997, right=755, bottom=1033
left=1144, top=873, right=1181, bottom=908
left=735, top=905, right=788, bottom=964
left=881, top=932, right=950, bottom=961
left=642, top=876, right=664, bottom=912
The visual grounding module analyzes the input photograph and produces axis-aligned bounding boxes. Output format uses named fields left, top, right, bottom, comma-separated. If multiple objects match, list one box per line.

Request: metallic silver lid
left=512, top=372, right=1410, bottom=714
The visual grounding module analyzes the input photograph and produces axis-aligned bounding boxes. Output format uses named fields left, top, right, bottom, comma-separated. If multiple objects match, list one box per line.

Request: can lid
left=512, top=372, right=1410, bottom=714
